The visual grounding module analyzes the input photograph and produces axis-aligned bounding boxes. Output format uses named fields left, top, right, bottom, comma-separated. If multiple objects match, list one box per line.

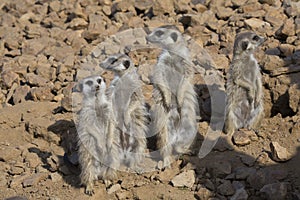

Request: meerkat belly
left=232, top=87, right=252, bottom=125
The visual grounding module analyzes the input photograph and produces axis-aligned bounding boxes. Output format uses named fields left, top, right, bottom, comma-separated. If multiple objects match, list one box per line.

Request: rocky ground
left=0, top=0, right=300, bottom=199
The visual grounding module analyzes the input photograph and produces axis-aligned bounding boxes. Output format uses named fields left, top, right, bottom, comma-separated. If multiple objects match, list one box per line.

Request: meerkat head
left=76, top=75, right=106, bottom=97
left=233, top=31, right=265, bottom=56
left=146, top=25, right=184, bottom=49
left=100, top=54, right=133, bottom=76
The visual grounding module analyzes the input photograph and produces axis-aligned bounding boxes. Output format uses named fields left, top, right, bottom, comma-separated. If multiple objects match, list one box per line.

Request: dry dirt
left=0, top=0, right=300, bottom=199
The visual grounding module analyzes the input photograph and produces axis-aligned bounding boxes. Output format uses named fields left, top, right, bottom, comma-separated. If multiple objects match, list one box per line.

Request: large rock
left=270, top=141, right=293, bottom=162
left=260, top=182, right=290, bottom=200
left=171, top=170, right=196, bottom=188
left=217, top=180, right=235, bottom=196
left=288, top=84, right=300, bottom=113
left=152, top=0, right=175, bottom=16
left=12, top=85, right=31, bottom=104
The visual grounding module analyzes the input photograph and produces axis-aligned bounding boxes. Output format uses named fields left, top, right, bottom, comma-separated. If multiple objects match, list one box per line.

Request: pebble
left=171, top=170, right=195, bottom=188
left=270, top=141, right=293, bottom=162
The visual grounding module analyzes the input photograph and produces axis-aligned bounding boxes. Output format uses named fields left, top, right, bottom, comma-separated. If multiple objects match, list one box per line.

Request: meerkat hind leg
left=248, top=104, right=264, bottom=133
left=159, top=125, right=173, bottom=169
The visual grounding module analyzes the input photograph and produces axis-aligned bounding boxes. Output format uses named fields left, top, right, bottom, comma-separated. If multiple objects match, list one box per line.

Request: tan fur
left=225, top=31, right=265, bottom=138
left=100, top=54, right=148, bottom=172
left=147, top=26, right=197, bottom=168
left=76, top=75, right=118, bottom=195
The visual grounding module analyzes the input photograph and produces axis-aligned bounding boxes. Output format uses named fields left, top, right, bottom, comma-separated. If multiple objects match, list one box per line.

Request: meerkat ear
left=123, top=60, right=131, bottom=69
left=170, top=32, right=178, bottom=42
left=241, top=41, right=249, bottom=51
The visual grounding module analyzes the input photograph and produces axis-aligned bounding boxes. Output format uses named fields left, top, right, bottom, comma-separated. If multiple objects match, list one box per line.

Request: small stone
left=195, top=187, right=213, bottom=199
left=270, top=141, right=293, bottom=162
left=67, top=18, right=88, bottom=30
left=50, top=172, right=62, bottom=183
left=245, top=18, right=270, bottom=30
left=232, top=130, right=251, bottom=146
left=171, top=170, right=196, bottom=188
left=116, top=190, right=133, bottom=200
left=279, top=18, right=296, bottom=37
left=134, top=0, right=153, bottom=10
left=260, top=182, right=290, bottom=199
left=30, top=86, right=54, bottom=102
left=208, top=160, right=232, bottom=178
left=204, top=179, right=215, bottom=191
left=217, top=180, right=235, bottom=196
left=107, top=184, right=121, bottom=194
left=152, top=0, right=175, bottom=16
left=25, top=73, right=48, bottom=87
left=53, top=94, right=64, bottom=102
left=234, top=167, right=256, bottom=180
left=102, top=5, right=111, bottom=15
left=1, top=71, right=19, bottom=89
left=9, top=166, right=24, bottom=175
left=10, top=174, right=29, bottom=188
left=262, top=55, right=284, bottom=72
left=216, top=7, right=234, bottom=19
left=22, top=173, right=47, bottom=187
left=0, top=147, right=21, bottom=162
left=279, top=44, right=295, bottom=57
left=25, top=152, right=41, bottom=169
left=12, top=86, right=30, bottom=104
left=230, top=187, right=248, bottom=200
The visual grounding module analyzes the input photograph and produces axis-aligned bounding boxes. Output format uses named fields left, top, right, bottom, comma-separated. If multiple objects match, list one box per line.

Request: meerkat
left=146, top=25, right=197, bottom=168
left=100, top=54, right=148, bottom=171
left=76, top=75, right=118, bottom=195
left=225, top=31, right=265, bottom=139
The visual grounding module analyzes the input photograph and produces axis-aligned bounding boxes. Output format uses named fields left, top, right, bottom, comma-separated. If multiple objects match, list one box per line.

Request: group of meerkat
left=75, top=25, right=266, bottom=195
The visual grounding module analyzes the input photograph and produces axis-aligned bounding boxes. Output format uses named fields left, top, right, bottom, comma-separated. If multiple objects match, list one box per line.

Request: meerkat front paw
left=163, top=157, right=172, bottom=169
left=85, top=182, right=95, bottom=196
left=248, top=88, right=255, bottom=103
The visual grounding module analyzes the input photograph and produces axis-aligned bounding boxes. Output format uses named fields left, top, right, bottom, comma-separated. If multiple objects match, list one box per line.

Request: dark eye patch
left=170, top=32, right=178, bottom=42
left=252, top=35, right=259, bottom=41
left=108, top=57, right=117, bottom=65
left=123, top=60, right=130, bottom=69
left=85, top=80, right=93, bottom=86
left=155, top=30, right=164, bottom=37
left=97, top=78, right=102, bottom=84
left=241, top=41, right=249, bottom=51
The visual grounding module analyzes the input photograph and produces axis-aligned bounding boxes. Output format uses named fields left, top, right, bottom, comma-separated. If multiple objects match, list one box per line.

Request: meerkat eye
left=85, top=80, right=93, bottom=86
left=252, top=35, right=260, bottom=41
left=155, top=30, right=164, bottom=37
left=97, top=78, right=102, bottom=84
left=123, top=60, right=130, bottom=69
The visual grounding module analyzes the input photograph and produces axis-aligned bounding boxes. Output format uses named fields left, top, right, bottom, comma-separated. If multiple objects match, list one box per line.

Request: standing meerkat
left=146, top=25, right=197, bottom=168
left=76, top=75, right=118, bottom=195
left=100, top=54, right=148, bottom=171
left=225, top=31, right=265, bottom=139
